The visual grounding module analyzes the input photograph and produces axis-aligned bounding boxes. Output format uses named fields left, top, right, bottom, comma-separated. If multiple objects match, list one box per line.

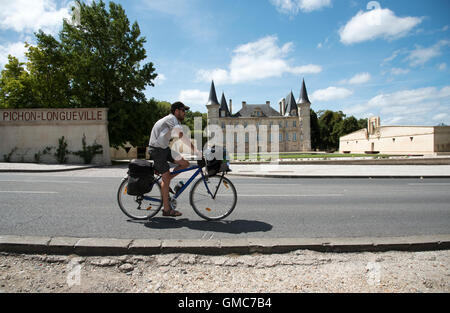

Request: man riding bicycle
left=149, top=101, right=202, bottom=217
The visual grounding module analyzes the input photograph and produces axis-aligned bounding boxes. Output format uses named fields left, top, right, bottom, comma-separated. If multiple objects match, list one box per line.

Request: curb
left=1, top=235, right=449, bottom=256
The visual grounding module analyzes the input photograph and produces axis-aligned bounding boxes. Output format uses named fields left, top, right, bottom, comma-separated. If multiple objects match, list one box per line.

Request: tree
left=0, top=56, right=36, bottom=108
left=0, top=0, right=159, bottom=148
left=25, top=32, right=70, bottom=108
left=60, top=0, right=157, bottom=147
left=317, top=110, right=345, bottom=151
left=310, top=109, right=320, bottom=150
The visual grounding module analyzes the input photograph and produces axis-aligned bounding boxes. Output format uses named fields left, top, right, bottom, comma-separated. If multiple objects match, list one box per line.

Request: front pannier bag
left=127, top=159, right=155, bottom=196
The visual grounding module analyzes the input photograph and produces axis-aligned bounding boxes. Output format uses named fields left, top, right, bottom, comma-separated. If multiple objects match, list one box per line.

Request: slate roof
left=233, top=104, right=281, bottom=118
left=284, top=91, right=298, bottom=117
left=219, top=92, right=231, bottom=117
left=207, top=81, right=219, bottom=106
left=298, top=79, right=311, bottom=104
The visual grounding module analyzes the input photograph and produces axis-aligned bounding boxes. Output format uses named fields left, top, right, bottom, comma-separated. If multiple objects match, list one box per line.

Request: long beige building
left=339, top=116, right=450, bottom=155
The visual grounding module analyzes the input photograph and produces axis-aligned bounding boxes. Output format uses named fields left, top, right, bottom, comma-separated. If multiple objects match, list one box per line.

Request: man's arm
left=178, top=131, right=202, bottom=159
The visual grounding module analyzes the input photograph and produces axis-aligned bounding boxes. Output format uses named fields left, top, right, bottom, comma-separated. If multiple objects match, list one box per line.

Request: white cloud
left=0, top=41, right=29, bottom=69
left=197, top=35, right=322, bottom=84
left=406, top=40, right=450, bottom=67
left=439, top=63, right=447, bottom=71
left=154, top=73, right=167, bottom=85
left=339, top=7, right=422, bottom=45
left=432, top=113, right=448, bottom=121
left=178, top=89, right=209, bottom=111
left=345, top=86, right=450, bottom=125
left=310, top=86, right=353, bottom=102
left=340, top=72, right=371, bottom=85
left=270, top=0, right=332, bottom=14
left=390, top=68, right=410, bottom=75
left=0, top=0, right=71, bottom=35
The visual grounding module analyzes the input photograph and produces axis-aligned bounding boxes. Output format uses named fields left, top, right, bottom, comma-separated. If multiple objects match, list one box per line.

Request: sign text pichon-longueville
left=0, top=108, right=107, bottom=123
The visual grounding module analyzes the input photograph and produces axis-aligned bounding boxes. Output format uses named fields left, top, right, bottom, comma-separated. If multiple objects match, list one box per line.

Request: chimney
left=242, top=101, right=246, bottom=108
left=229, top=99, right=232, bottom=115
left=266, top=101, right=270, bottom=106
left=281, top=98, right=286, bottom=115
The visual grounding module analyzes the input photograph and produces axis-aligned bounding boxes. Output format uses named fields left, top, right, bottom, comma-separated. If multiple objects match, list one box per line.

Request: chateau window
left=293, top=133, right=297, bottom=141
left=285, top=121, right=289, bottom=128
left=245, top=133, right=249, bottom=143
left=286, top=133, right=289, bottom=141
left=244, top=122, right=248, bottom=127
left=279, top=121, right=282, bottom=128
left=293, top=121, right=297, bottom=127
left=279, top=133, right=283, bottom=142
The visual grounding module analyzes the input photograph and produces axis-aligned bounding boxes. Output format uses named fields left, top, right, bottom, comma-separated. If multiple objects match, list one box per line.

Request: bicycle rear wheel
left=190, top=175, right=237, bottom=221
left=117, top=177, right=162, bottom=220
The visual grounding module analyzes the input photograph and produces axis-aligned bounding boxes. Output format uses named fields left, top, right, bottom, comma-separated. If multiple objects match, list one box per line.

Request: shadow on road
left=128, top=218, right=273, bottom=234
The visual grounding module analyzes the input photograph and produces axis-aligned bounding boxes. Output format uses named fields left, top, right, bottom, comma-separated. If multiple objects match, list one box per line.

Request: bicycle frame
left=142, top=165, right=215, bottom=203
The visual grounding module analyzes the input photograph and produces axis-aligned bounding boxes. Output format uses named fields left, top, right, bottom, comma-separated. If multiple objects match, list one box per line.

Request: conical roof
left=219, top=92, right=230, bottom=117
left=207, top=80, right=220, bottom=106
left=298, top=79, right=311, bottom=105
left=284, top=91, right=298, bottom=116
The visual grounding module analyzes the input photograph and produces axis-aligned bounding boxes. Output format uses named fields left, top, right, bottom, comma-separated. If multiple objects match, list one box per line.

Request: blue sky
left=1, top=0, right=449, bottom=125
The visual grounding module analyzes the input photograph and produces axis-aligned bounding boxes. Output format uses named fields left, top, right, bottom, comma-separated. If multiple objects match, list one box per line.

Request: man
left=149, top=101, right=201, bottom=217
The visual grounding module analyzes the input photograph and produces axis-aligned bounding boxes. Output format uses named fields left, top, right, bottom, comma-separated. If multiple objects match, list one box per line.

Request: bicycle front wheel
left=190, top=175, right=237, bottom=221
left=117, top=177, right=162, bottom=220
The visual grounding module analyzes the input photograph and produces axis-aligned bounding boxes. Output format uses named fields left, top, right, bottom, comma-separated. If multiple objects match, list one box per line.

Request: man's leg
left=171, top=158, right=190, bottom=179
left=161, top=171, right=172, bottom=213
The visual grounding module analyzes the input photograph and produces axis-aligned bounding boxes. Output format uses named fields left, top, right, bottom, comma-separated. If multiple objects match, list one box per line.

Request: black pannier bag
left=206, top=159, right=222, bottom=176
left=127, top=159, right=155, bottom=196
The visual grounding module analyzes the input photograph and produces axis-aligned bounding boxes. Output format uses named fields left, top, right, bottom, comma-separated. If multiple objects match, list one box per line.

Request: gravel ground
left=0, top=250, right=449, bottom=293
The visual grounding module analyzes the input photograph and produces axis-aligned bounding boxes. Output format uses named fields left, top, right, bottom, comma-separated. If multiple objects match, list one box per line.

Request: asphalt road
left=0, top=170, right=449, bottom=240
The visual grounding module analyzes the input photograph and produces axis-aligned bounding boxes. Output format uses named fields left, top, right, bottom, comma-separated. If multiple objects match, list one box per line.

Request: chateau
left=205, top=79, right=312, bottom=153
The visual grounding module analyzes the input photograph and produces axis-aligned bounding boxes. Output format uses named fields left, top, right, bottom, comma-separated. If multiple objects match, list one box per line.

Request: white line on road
left=238, top=194, right=344, bottom=197
left=0, top=179, right=90, bottom=184
left=0, top=191, right=58, bottom=194
left=408, top=183, right=450, bottom=186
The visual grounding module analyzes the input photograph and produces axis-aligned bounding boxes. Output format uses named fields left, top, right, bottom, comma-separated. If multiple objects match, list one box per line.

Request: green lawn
left=229, top=153, right=391, bottom=160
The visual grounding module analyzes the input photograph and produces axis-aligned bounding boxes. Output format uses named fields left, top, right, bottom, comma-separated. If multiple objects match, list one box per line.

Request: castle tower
left=297, top=78, right=311, bottom=151
left=206, top=80, right=220, bottom=127
left=219, top=92, right=231, bottom=117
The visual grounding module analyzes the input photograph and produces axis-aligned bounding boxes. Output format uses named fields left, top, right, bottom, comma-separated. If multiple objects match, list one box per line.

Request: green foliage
left=0, top=0, right=159, bottom=148
left=312, top=109, right=367, bottom=151
left=0, top=56, right=36, bottom=108
left=72, top=134, right=103, bottom=164
left=55, top=136, right=69, bottom=164
left=34, top=146, right=54, bottom=163
left=3, top=147, right=18, bottom=162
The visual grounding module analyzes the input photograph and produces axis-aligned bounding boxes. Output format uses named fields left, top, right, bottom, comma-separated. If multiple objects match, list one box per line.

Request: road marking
left=0, top=191, right=58, bottom=194
left=0, top=179, right=90, bottom=184
left=238, top=194, right=344, bottom=197
left=408, top=183, right=450, bottom=186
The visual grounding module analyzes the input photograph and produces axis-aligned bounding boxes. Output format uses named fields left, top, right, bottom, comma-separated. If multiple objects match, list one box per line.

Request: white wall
left=0, top=108, right=111, bottom=165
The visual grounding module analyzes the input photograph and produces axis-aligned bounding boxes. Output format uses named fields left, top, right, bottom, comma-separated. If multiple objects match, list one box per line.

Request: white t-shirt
left=149, top=114, right=183, bottom=149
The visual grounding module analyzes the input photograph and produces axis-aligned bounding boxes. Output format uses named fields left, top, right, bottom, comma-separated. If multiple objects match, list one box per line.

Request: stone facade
left=206, top=79, right=312, bottom=154
left=339, top=116, right=450, bottom=155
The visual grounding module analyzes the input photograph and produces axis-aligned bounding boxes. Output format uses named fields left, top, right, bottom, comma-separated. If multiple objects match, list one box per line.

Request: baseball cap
left=171, top=101, right=190, bottom=113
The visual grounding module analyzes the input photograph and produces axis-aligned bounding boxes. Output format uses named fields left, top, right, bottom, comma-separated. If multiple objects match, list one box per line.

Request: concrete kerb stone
left=74, top=238, right=132, bottom=256
left=1, top=235, right=450, bottom=256
left=0, top=235, right=51, bottom=254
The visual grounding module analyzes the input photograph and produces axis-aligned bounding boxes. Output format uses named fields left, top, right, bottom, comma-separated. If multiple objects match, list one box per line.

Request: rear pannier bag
left=127, top=159, right=155, bottom=196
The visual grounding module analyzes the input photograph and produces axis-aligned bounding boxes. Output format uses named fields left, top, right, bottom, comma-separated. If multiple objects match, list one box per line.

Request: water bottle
left=174, top=181, right=184, bottom=194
